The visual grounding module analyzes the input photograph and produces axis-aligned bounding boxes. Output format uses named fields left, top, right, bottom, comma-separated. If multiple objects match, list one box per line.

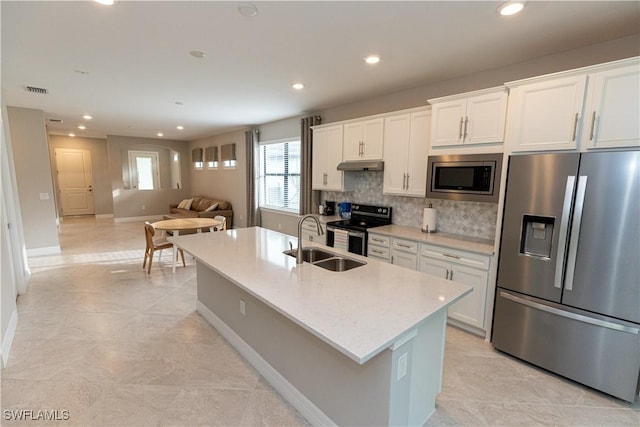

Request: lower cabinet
left=418, top=244, right=490, bottom=332
left=301, top=222, right=326, bottom=245
left=368, top=233, right=391, bottom=263
left=391, top=238, right=418, bottom=270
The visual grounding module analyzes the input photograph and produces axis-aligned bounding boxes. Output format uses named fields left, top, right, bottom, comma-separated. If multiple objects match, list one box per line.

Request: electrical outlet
left=240, top=299, right=246, bottom=315
left=278, top=224, right=282, bottom=230
left=397, top=352, right=408, bottom=381
left=39, top=193, right=49, bottom=200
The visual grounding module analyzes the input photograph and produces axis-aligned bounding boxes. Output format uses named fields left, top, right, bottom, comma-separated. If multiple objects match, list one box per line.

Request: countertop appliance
left=492, top=151, right=640, bottom=402
left=323, top=201, right=335, bottom=216
left=326, top=204, right=392, bottom=256
left=426, top=153, right=503, bottom=203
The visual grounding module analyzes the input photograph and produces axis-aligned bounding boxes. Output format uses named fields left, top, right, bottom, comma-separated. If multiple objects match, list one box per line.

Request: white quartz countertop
left=369, top=225, right=495, bottom=255
left=170, top=227, right=471, bottom=364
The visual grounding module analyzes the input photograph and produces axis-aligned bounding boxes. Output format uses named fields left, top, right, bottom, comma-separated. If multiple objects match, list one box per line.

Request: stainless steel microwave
left=426, top=153, right=503, bottom=203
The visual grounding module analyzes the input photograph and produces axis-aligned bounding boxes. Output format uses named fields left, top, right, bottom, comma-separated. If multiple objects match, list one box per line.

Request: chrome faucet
left=297, top=214, right=324, bottom=264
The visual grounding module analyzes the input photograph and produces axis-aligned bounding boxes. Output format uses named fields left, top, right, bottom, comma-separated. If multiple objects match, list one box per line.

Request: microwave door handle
left=554, top=176, right=576, bottom=289
left=564, top=176, right=588, bottom=292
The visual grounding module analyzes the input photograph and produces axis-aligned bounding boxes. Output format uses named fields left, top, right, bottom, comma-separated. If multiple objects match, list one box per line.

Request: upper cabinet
left=506, top=57, right=639, bottom=153
left=383, top=109, right=431, bottom=197
left=428, top=87, right=507, bottom=148
left=312, top=124, right=351, bottom=191
left=582, top=62, right=640, bottom=150
left=343, top=118, right=384, bottom=161
left=506, top=75, right=588, bottom=152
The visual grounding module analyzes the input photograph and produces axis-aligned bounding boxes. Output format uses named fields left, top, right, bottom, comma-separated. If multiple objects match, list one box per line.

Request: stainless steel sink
left=313, top=257, right=366, bottom=272
left=283, top=247, right=335, bottom=263
left=283, top=247, right=366, bottom=271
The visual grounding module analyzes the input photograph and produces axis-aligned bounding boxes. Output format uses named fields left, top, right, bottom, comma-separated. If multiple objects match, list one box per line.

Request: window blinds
left=205, top=146, right=218, bottom=162
left=220, top=143, right=236, bottom=161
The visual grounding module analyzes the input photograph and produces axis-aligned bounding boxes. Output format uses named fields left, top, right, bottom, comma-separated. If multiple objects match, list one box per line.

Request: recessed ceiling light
left=238, top=3, right=258, bottom=17
left=95, top=0, right=114, bottom=5
left=189, top=50, right=206, bottom=59
left=498, top=1, right=525, bottom=16
left=292, top=82, right=304, bottom=90
left=364, top=55, right=381, bottom=65
left=175, top=101, right=184, bottom=106
left=83, top=115, right=93, bottom=120
left=177, top=126, right=184, bottom=130
left=157, top=132, right=164, bottom=137
left=78, top=125, right=86, bottom=130
left=68, top=133, right=76, bottom=137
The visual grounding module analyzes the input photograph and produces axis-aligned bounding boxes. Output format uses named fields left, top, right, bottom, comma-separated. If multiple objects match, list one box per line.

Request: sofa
left=167, top=196, right=233, bottom=229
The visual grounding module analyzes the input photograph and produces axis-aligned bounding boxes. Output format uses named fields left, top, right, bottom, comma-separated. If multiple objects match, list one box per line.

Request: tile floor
left=1, top=217, right=638, bottom=426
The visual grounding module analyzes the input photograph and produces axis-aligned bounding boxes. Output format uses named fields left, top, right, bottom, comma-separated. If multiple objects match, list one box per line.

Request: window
left=258, top=139, right=301, bottom=212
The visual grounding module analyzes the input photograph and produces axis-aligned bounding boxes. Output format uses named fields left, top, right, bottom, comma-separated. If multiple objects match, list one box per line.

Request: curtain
left=300, top=115, right=321, bottom=214
left=245, top=129, right=261, bottom=227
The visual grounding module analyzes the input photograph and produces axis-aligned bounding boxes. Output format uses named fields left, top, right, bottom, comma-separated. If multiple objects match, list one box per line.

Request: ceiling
left=2, top=1, right=639, bottom=141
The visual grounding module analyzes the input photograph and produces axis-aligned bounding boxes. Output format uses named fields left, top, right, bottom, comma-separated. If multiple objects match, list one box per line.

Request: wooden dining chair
left=214, top=215, right=227, bottom=231
left=143, top=221, right=185, bottom=274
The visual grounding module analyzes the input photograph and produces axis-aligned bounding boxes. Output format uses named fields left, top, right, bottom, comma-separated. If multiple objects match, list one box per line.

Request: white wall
left=5, top=107, right=59, bottom=254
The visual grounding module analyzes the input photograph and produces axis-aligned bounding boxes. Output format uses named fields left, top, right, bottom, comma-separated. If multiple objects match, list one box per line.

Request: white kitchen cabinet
left=507, top=74, right=587, bottom=152
left=419, top=244, right=490, bottom=332
left=312, top=124, right=352, bottom=191
left=301, top=221, right=326, bottom=245
left=343, top=118, right=384, bottom=161
left=383, top=109, right=431, bottom=197
left=391, top=238, right=418, bottom=270
left=367, top=232, right=390, bottom=263
left=582, top=62, right=640, bottom=150
left=429, top=87, right=507, bottom=148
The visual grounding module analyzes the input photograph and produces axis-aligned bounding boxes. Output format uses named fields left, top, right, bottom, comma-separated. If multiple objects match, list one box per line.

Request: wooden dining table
left=152, top=217, right=223, bottom=272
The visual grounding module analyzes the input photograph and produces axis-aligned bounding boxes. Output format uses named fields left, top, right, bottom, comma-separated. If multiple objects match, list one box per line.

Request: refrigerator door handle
left=565, top=175, right=588, bottom=291
left=499, top=291, right=640, bottom=335
left=554, top=176, right=576, bottom=289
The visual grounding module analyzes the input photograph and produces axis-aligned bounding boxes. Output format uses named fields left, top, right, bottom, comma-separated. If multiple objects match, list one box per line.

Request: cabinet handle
left=463, top=116, right=469, bottom=140
left=371, top=238, right=384, bottom=243
left=442, top=253, right=461, bottom=260
left=450, top=270, right=454, bottom=280
left=402, top=173, right=407, bottom=189
left=406, top=174, right=410, bottom=189
left=459, top=117, right=464, bottom=139
left=371, top=249, right=382, bottom=254
left=445, top=269, right=450, bottom=280
left=398, top=243, right=411, bottom=249
left=391, top=255, right=394, bottom=264
left=323, top=172, right=327, bottom=185
left=572, top=113, right=579, bottom=141
left=589, top=111, right=596, bottom=141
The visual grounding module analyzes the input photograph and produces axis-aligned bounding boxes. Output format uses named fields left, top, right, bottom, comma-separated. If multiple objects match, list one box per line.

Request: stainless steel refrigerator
left=492, top=151, right=640, bottom=402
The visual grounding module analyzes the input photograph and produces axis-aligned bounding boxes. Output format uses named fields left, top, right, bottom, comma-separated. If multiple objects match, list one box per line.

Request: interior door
left=55, top=148, right=95, bottom=216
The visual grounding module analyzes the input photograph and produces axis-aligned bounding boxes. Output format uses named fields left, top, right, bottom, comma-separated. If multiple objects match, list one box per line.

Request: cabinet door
left=383, top=114, right=410, bottom=195
left=312, top=127, right=328, bottom=189
left=465, top=91, right=507, bottom=145
left=343, top=122, right=363, bottom=161
left=430, top=99, right=466, bottom=147
left=418, top=256, right=449, bottom=279
left=585, top=64, right=640, bottom=149
left=362, top=118, right=384, bottom=160
left=510, top=75, right=587, bottom=152
left=405, top=110, right=430, bottom=196
left=325, top=125, right=345, bottom=190
left=448, top=264, right=488, bottom=330
left=391, top=249, right=417, bottom=270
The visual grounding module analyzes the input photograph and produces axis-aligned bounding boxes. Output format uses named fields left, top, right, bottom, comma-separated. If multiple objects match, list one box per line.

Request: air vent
left=48, top=119, right=63, bottom=123
left=24, top=86, right=48, bottom=95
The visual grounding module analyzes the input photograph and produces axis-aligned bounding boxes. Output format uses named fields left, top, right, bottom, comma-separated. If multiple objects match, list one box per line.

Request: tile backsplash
left=321, top=171, right=498, bottom=240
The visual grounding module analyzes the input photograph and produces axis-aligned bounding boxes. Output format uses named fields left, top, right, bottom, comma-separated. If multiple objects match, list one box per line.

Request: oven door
left=326, top=226, right=366, bottom=256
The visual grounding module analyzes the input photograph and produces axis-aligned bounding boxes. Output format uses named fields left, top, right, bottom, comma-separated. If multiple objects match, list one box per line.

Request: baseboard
left=1, top=309, right=18, bottom=367
left=26, top=245, right=61, bottom=257
left=95, top=214, right=114, bottom=219
left=196, top=301, right=336, bottom=427
left=447, top=317, right=486, bottom=338
left=114, top=215, right=163, bottom=223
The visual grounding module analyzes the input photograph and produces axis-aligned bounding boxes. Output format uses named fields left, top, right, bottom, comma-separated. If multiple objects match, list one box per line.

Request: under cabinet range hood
left=337, top=160, right=384, bottom=171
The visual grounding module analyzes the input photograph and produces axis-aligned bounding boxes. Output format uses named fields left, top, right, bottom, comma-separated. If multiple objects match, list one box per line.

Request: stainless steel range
left=326, top=204, right=392, bottom=256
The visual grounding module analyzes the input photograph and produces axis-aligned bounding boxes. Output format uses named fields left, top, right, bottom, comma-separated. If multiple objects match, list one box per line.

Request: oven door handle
left=326, top=226, right=365, bottom=238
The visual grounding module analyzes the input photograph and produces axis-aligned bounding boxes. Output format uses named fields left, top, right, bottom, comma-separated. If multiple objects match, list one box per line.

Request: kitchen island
left=170, top=227, right=471, bottom=426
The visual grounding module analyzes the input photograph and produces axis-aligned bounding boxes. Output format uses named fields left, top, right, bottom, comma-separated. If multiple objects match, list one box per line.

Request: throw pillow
left=177, top=198, right=193, bottom=210
left=204, top=203, right=219, bottom=212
